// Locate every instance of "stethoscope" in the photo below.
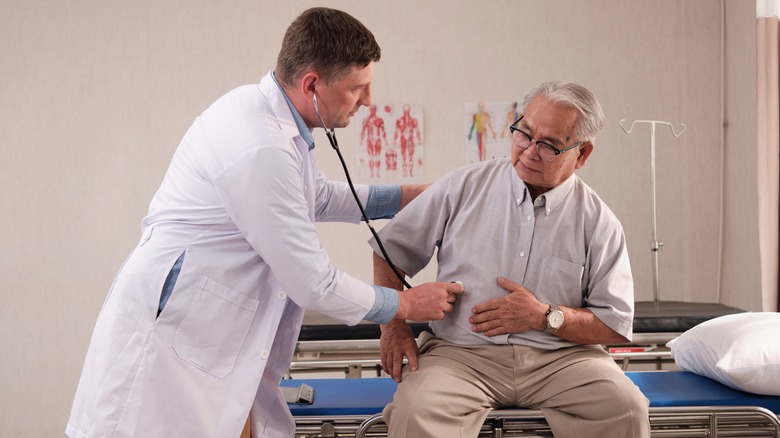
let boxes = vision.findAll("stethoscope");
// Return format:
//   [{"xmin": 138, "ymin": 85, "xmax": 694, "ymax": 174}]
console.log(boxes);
[{"xmin": 312, "ymin": 93, "xmax": 413, "ymax": 289}]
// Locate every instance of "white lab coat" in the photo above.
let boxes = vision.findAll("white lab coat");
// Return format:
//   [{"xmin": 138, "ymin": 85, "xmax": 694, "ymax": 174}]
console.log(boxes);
[{"xmin": 67, "ymin": 72, "xmax": 377, "ymax": 438}]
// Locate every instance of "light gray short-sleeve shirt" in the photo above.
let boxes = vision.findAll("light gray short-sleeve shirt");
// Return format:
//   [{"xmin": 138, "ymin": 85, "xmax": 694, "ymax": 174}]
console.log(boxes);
[{"xmin": 370, "ymin": 159, "xmax": 634, "ymax": 349}]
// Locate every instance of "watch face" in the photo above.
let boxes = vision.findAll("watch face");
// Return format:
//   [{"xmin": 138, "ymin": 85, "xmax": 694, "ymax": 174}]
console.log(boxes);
[{"xmin": 548, "ymin": 310, "xmax": 564, "ymax": 329}]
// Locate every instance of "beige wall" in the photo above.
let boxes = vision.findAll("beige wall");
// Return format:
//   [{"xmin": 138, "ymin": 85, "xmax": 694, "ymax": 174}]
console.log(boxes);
[
  {"xmin": 0, "ymin": 0, "xmax": 759, "ymax": 435},
  {"xmin": 722, "ymin": 1, "xmax": 760, "ymax": 308}
]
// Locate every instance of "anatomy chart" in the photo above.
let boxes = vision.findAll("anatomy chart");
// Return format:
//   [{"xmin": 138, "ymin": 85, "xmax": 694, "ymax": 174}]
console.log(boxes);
[
  {"xmin": 355, "ymin": 103, "xmax": 424, "ymax": 183},
  {"xmin": 464, "ymin": 101, "xmax": 520, "ymax": 163}
]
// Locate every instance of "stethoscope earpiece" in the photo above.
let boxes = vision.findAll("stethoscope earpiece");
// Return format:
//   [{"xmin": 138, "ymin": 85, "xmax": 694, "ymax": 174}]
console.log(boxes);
[{"xmin": 312, "ymin": 92, "xmax": 332, "ymax": 135}]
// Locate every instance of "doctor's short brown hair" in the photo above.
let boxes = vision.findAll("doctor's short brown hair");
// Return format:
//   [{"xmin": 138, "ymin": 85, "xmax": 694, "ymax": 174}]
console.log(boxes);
[{"xmin": 275, "ymin": 7, "xmax": 381, "ymax": 87}]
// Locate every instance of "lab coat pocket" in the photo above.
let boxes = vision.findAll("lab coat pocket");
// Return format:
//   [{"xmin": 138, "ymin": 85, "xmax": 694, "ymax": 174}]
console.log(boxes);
[
  {"xmin": 540, "ymin": 256, "xmax": 584, "ymax": 306},
  {"xmin": 173, "ymin": 276, "xmax": 259, "ymax": 378}
]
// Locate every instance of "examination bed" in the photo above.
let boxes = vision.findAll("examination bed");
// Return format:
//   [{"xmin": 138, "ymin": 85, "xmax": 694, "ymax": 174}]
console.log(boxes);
[{"xmin": 281, "ymin": 371, "xmax": 780, "ymax": 437}]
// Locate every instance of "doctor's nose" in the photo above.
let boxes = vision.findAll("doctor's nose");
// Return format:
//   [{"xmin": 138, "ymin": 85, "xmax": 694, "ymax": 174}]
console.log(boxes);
[{"xmin": 359, "ymin": 86, "xmax": 372, "ymax": 107}]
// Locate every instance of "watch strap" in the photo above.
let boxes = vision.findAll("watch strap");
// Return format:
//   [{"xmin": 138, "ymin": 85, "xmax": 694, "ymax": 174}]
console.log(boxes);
[{"xmin": 544, "ymin": 304, "xmax": 563, "ymax": 334}]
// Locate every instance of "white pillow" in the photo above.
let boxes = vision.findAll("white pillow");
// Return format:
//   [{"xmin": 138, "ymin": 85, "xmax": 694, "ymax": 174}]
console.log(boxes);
[{"xmin": 666, "ymin": 312, "xmax": 780, "ymax": 396}]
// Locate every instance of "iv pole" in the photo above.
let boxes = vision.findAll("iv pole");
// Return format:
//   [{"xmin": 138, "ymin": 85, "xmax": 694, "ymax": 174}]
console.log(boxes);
[{"xmin": 619, "ymin": 119, "xmax": 686, "ymax": 304}]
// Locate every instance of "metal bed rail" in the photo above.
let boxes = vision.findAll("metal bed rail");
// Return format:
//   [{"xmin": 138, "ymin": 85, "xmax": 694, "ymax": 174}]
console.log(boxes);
[
  {"xmin": 290, "ymin": 406, "xmax": 780, "ymax": 437},
  {"xmin": 293, "ymin": 333, "xmax": 683, "ymax": 354},
  {"xmin": 289, "ymin": 333, "xmax": 681, "ymax": 375},
  {"xmin": 289, "ymin": 351, "xmax": 673, "ymax": 374}
]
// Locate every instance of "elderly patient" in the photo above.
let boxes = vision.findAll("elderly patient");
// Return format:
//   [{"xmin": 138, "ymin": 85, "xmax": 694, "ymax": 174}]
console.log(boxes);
[{"xmin": 370, "ymin": 81, "xmax": 650, "ymax": 438}]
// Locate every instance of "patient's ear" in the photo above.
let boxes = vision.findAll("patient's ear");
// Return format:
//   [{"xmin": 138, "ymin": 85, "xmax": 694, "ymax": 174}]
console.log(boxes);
[{"xmin": 575, "ymin": 142, "xmax": 594, "ymax": 169}]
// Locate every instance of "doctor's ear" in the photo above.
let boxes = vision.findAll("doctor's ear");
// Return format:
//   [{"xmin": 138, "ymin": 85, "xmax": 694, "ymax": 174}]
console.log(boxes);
[{"xmin": 300, "ymin": 73, "xmax": 319, "ymax": 99}]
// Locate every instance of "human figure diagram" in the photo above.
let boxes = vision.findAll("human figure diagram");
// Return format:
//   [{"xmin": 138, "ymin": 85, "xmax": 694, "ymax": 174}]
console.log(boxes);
[
  {"xmin": 500, "ymin": 102, "xmax": 521, "ymax": 139},
  {"xmin": 467, "ymin": 102, "xmax": 496, "ymax": 161},
  {"xmin": 360, "ymin": 104, "xmax": 387, "ymax": 178},
  {"xmin": 393, "ymin": 104, "xmax": 421, "ymax": 177}
]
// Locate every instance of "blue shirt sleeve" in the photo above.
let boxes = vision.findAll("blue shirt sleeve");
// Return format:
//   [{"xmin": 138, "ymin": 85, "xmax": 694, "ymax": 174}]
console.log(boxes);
[
  {"xmin": 362, "ymin": 185, "xmax": 403, "ymax": 322},
  {"xmin": 363, "ymin": 285, "xmax": 400, "ymax": 324},
  {"xmin": 366, "ymin": 185, "xmax": 402, "ymax": 220}
]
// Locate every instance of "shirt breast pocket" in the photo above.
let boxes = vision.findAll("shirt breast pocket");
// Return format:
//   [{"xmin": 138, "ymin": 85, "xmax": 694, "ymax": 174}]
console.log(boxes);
[
  {"xmin": 173, "ymin": 276, "xmax": 259, "ymax": 378},
  {"xmin": 539, "ymin": 256, "xmax": 585, "ymax": 306}
]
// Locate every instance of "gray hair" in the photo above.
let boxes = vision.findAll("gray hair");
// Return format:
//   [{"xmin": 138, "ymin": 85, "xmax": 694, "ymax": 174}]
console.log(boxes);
[{"xmin": 521, "ymin": 81, "xmax": 605, "ymax": 142}]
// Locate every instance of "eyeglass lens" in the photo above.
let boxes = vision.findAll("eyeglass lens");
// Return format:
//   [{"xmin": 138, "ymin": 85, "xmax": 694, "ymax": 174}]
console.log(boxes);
[{"xmin": 511, "ymin": 130, "xmax": 558, "ymax": 162}]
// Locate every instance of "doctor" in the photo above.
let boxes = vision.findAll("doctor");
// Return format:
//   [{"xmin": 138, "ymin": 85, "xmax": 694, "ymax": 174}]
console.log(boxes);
[{"xmin": 67, "ymin": 7, "xmax": 463, "ymax": 438}]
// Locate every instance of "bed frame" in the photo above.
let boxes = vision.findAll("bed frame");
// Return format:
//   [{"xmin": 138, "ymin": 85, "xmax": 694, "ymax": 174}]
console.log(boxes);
[
  {"xmin": 283, "ymin": 302, "xmax": 765, "ymax": 436},
  {"xmin": 291, "ymin": 301, "xmax": 745, "ymax": 376},
  {"xmin": 281, "ymin": 371, "xmax": 780, "ymax": 437}
]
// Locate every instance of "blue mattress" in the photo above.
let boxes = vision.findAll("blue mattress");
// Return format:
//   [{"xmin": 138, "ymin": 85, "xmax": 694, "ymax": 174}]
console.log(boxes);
[{"xmin": 280, "ymin": 371, "xmax": 780, "ymax": 416}]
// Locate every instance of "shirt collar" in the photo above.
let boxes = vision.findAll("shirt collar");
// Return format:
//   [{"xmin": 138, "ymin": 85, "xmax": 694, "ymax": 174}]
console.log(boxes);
[
  {"xmin": 534, "ymin": 173, "xmax": 577, "ymax": 215},
  {"xmin": 509, "ymin": 161, "xmax": 529, "ymax": 206},
  {"xmin": 271, "ymin": 72, "xmax": 315, "ymax": 150}
]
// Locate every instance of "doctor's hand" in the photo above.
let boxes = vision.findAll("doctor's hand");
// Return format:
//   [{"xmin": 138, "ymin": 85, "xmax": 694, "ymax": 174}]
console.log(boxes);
[
  {"xmin": 395, "ymin": 281, "xmax": 463, "ymax": 322},
  {"xmin": 469, "ymin": 277, "xmax": 547, "ymax": 336},
  {"xmin": 380, "ymin": 319, "xmax": 419, "ymax": 382}
]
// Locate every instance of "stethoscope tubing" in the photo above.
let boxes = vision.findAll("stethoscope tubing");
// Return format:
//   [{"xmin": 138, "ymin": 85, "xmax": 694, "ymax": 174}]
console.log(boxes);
[{"xmin": 313, "ymin": 94, "xmax": 412, "ymax": 289}]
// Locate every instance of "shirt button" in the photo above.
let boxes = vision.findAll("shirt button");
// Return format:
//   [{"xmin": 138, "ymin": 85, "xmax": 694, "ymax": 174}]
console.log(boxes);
[
  {"xmin": 546, "ymin": 208, "xmax": 551, "ymax": 214},
  {"xmin": 527, "ymin": 215, "xmax": 533, "ymax": 221},
  {"xmin": 260, "ymin": 350, "xmax": 270, "ymax": 360},
  {"xmin": 520, "ymin": 251, "xmax": 526, "ymax": 257},
  {"xmin": 516, "ymin": 199, "xmax": 521, "ymax": 206},
  {"xmin": 278, "ymin": 291, "xmax": 287, "ymax": 300}
]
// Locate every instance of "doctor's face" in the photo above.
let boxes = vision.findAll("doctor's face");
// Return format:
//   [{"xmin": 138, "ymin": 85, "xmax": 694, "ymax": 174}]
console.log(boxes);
[{"xmin": 315, "ymin": 63, "xmax": 373, "ymax": 129}]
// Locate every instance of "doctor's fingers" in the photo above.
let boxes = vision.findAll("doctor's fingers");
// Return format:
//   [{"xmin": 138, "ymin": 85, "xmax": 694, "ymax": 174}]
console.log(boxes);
[
  {"xmin": 402, "ymin": 287, "xmax": 455, "ymax": 321},
  {"xmin": 441, "ymin": 281, "xmax": 465, "ymax": 296}
]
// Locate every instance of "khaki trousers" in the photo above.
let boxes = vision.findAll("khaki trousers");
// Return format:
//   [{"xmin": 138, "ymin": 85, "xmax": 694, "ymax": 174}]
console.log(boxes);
[{"xmin": 383, "ymin": 332, "xmax": 650, "ymax": 438}]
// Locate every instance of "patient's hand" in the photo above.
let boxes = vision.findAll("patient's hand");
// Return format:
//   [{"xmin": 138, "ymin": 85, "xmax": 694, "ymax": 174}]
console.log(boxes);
[
  {"xmin": 380, "ymin": 319, "xmax": 419, "ymax": 382},
  {"xmin": 469, "ymin": 277, "xmax": 547, "ymax": 336}
]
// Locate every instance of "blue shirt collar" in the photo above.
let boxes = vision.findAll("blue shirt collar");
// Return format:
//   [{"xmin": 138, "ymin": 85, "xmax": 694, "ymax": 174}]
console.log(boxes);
[{"xmin": 272, "ymin": 72, "xmax": 315, "ymax": 150}]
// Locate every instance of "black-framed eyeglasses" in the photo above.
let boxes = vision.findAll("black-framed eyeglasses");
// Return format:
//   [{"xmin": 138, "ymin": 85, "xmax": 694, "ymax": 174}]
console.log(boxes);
[{"xmin": 508, "ymin": 115, "xmax": 585, "ymax": 162}]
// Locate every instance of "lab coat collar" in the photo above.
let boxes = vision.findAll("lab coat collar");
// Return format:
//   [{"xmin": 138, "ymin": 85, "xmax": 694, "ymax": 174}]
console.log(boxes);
[{"xmin": 269, "ymin": 71, "xmax": 316, "ymax": 150}]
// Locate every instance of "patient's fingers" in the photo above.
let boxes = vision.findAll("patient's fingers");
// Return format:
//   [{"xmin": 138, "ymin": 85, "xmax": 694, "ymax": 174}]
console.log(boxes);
[
  {"xmin": 471, "ymin": 297, "xmax": 501, "ymax": 315},
  {"xmin": 381, "ymin": 349, "xmax": 391, "ymax": 377},
  {"xmin": 405, "ymin": 348, "xmax": 418, "ymax": 375},
  {"xmin": 391, "ymin": 351, "xmax": 404, "ymax": 382}
]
